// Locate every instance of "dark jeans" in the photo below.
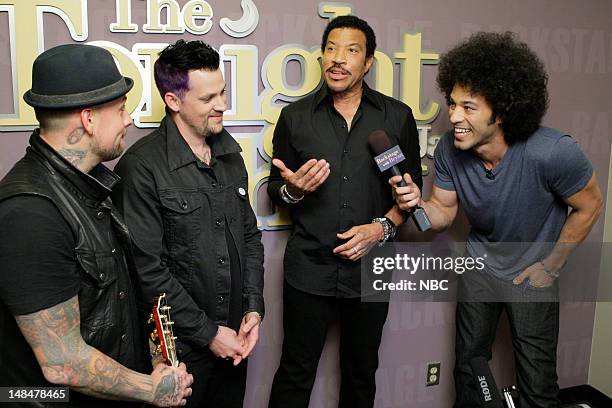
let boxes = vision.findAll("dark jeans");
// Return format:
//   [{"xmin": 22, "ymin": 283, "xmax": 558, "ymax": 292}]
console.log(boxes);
[
  {"xmin": 183, "ymin": 348, "xmax": 248, "ymax": 408},
  {"xmin": 269, "ymin": 282, "xmax": 390, "ymax": 408},
  {"xmin": 454, "ymin": 271, "xmax": 560, "ymax": 408}
]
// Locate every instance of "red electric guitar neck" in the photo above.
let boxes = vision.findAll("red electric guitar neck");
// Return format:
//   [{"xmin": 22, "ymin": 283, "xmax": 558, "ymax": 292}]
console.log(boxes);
[{"xmin": 149, "ymin": 293, "xmax": 178, "ymax": 367}]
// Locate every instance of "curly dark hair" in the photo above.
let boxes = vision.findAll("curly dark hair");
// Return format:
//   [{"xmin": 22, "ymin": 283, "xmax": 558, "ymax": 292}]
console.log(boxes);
[
  {"xmin": 437, "ymin": 31, "xmax": 549, "ymax": 143},
  {"xmin": 321, "ymin": 15, "xmax": 376, "ymax": 58},
  {"xmin": 154, "ymin": 40, "xmax": 219, "ymax": 100}
]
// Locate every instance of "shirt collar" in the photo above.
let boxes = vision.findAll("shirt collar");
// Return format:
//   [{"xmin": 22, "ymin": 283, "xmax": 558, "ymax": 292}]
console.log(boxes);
[
  {"xmin": 362, "ymin": 83, "xmax": 384, "ymax": 111},
  {"xmin": 313, "ymin": 82, "xmax": 384, "ymax": 111},
  {"xmin": 161, "ymin": 116, "xmax": 243, "ymax": 172},
  {"xmin": 30, "ymin": 131, "xmax": 119, "ymax": 202}
]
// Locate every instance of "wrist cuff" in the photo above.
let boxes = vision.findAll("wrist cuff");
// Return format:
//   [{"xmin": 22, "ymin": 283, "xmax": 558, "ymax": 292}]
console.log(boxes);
[{"xmin": 280, "ymin": 184, "xmax": 303, "ymax": 204}]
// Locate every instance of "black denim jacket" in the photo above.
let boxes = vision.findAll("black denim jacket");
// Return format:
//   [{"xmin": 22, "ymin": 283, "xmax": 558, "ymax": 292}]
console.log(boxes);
[{"xmin": 113, "ymin": 116, "xmax": 264, "ymax": 355}]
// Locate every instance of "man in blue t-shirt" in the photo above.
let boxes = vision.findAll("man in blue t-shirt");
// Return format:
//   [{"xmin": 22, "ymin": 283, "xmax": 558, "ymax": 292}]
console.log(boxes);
[{"xmin": 391, "ymin": 32, "xmax": 603, "ymax": 407}]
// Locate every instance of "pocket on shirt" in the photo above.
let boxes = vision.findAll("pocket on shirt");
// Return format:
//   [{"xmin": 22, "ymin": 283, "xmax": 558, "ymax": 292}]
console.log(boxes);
[
  {"xmin": 158, "ymin": 190, "xmax": 202, "ymax": 279},
  {"xmin": 75, "ymin": 250, "xmax": 121, "ymax": 343},
  {"xmin": 159, "ymin": 189, "xmax": 202, "ymax": 215},
  {"xmin": 159, "ymin": 189, "xmax": 202, "ymax": 244}
]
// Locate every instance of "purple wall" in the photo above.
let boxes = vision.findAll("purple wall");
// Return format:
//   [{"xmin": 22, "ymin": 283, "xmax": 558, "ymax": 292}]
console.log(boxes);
[{"xmin": 1, "ymin": 1, "xmax": 610, "ymax": 406}]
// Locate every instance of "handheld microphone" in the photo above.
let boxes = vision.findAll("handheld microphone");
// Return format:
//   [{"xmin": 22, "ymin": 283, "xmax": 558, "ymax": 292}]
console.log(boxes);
[
  {"xmin": 469, "ymin": 356, "xmax": 504, "ymax": 408},
  {"xmin": 367, "ymin": 130, "xmax": 432, "ymax": 232}
]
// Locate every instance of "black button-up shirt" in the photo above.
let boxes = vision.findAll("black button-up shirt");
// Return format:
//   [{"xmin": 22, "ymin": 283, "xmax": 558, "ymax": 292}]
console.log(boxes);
[
  {"xmin": 113, "ymin": 116, "xmax": 264, "ymax": 356},
  {"xmin": 268, "ymin": 84, "xmax": 423, "ymax": 297}
]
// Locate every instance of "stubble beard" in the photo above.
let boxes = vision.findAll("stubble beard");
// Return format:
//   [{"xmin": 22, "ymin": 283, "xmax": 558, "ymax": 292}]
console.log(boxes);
[
  {"xmin": 93, "ymin": 133, "xmax": 125, "ymax": 162},
  {"xmin": 198, "ymin": 121, "xmax": 224, "ymax": 139}
]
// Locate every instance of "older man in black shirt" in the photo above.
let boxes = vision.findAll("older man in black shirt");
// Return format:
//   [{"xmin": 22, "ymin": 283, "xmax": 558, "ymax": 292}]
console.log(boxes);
[{"xmin": 267, "ymin": 15, "xmax": 422, "ymax": 408}]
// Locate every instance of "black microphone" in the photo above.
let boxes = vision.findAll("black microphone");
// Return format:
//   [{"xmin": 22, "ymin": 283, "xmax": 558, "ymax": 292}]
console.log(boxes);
[
  {"xmin": 485, "ymin": 168, "xmax": 495, "ymax": 180},
  {"xmin": 367, "ymin": 130, "xmax": 432, "ymax": 232},
  {"xmin": 469, "ymin": 357, "xmax": 504, "ymax": 408}
]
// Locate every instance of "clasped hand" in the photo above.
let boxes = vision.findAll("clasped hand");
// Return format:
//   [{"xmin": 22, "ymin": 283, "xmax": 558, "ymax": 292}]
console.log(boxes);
[{"xmin": 208, "ymin": 312, "xmax": 261, "ymax": 365}]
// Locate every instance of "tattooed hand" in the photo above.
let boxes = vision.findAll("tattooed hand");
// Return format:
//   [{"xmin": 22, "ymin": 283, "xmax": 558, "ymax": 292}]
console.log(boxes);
[
  {"xmin": 16, "ymin": 296, "xmax": 193, "ymax": 405},
  {"xmin": 150, "ymin": 362, "xmax": 193, "ymax": 407}
]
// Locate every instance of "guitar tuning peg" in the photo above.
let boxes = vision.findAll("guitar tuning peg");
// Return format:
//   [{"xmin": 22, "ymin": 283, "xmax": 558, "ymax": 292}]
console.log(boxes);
[
  {"xmin": 161, "ymin": 306, "xmax": 171, "ymax": 311},
  {"xmin": 171, "ymin": 336, "xmax": 177, "ymax": 340},
  {"xmin": 167, "ymin": 321, "xmax": 174, "ymax": 325},
  {"xmin": 147, "ymin": 315, "xmax": 154, "ymax": 324}
]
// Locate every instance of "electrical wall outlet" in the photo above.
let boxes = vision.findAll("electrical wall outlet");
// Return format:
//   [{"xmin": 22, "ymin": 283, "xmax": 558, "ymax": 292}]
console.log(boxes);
[{"xmin": 426, "ymin": 362, "xmax": 441, "ymax": 386}]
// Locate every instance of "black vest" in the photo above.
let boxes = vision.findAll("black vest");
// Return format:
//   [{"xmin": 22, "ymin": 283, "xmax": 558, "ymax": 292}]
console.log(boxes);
[{"xmin": 0, "ymin": 132, "xmax": 148, "ymax": 407}]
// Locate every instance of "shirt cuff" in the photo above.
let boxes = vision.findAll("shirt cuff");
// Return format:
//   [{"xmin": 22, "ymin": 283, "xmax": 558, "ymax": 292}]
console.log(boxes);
[{"xmin": 242, "ymin": 293, "xmax": 265, "ymax": 321}]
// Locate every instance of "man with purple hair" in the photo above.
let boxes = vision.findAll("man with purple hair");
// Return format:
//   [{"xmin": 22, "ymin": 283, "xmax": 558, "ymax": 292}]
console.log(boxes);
[{"xmin": 112, "ymin": 40, "xmax": 264, "ymax": 408}]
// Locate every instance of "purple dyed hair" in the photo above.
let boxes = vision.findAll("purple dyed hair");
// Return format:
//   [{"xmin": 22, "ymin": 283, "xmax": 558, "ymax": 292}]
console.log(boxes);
[{"xmin": 154, "ymin": 40, "xmax": 220, "ymax": 101}]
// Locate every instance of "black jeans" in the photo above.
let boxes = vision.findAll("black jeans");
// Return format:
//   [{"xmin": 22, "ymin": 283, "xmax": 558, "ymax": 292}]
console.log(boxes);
[
  {"xmin": 268, "ymin": 282, "xmax": 389, "ymax": 408},
  {"xmin": 183, "ymin": 348, "xmax": 248, "ymax": 408},
  {"xmin": 454, "ymin": 271, "xmax": 560, "ymax": 408}
]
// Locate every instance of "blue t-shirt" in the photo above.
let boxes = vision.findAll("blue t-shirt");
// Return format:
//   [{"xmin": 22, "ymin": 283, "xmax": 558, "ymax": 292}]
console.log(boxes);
[{"xmin": 434, "ymin": 127, "xmax": 593, "ymax": 279}]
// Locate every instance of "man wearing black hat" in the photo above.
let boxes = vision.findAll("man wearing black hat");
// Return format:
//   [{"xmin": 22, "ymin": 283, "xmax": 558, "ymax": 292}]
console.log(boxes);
[{"xmin": 0, "ymin": 43, "xmax": 193, "ymax": 407}]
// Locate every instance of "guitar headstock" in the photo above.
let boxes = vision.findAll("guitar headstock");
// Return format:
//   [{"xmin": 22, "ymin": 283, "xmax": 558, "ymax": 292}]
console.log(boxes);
[{"xmin": 148, "ymin": 293, "xmax": 178, "ymax": 367}]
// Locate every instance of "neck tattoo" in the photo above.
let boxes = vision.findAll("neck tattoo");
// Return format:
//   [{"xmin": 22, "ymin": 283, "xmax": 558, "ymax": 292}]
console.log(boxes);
[
  {"xmin": 66, "ymin": 128, "xmax": 85, "ymax": 145},
  {"xmin": 57, "ymin": 148, "xmax": 87, "ymax": 167}
]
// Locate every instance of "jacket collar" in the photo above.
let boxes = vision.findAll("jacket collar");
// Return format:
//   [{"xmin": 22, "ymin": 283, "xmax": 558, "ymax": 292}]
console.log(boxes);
[
  {"xmin": 30, "ymin": 130, "xmax": 119, "ymax": 202},
  {"xmin": 313, "ymin": 82, "xmax": 383, "ymax": 111},
  {"xmin": 160, "ymin": 115, "xmax": 242, "ymax": 172}
]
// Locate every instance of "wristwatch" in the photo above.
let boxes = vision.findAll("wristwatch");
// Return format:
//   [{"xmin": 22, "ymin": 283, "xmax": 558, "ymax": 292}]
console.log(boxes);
[{"xmin": 372, "ymin": 217, "xmax": 397, "ymax": 244}]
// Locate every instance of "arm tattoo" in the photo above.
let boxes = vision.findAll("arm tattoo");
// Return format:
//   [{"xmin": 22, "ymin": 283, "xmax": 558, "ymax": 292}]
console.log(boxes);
[
  {"xmin": 16, "ymin": 296, "xmax": 157, "ymax": 403},
  {"xmin": 57, "ymin": 149, "xmax": 87, "ymax": 167}
]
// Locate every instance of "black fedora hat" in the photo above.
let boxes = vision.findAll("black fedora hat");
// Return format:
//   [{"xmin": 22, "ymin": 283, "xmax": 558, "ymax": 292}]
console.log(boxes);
[{"xmin": 23, "ymin": 43, "xmax": 134, "ymax": 109}]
